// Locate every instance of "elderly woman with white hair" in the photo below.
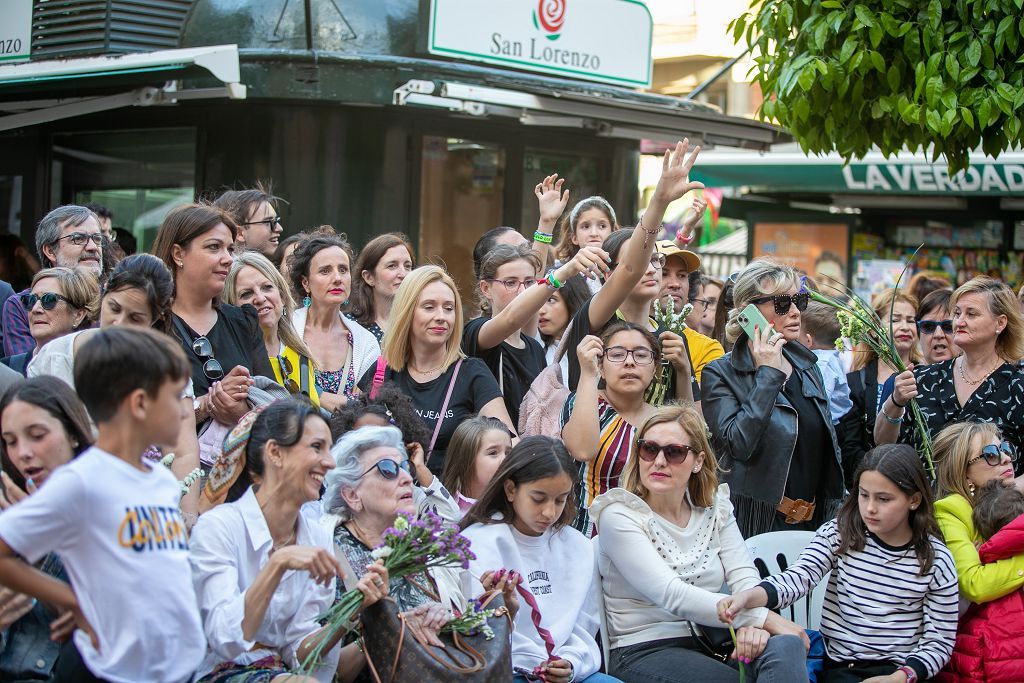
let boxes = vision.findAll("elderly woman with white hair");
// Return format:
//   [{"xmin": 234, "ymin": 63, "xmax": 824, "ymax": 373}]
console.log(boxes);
[
  {"xmin": 701, "ymin": 258, "xmax": 844, "ymax": 538},
  {"xmin": 323, "ymin": 425, "xmax": 463, "ymax": 644}
]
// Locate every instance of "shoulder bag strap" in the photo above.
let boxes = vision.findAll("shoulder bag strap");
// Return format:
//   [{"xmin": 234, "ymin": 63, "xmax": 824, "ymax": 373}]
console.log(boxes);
[
  {"xmin": 171, "ymin": 314, "xmax": 195, "ymax": 348},
  {"xmin": 369, "ymin": 356, "xmax": 388, "ymax": 400},
  {"xmin": 427, "ymin": 359, "xmax": 463, "ymax": 458},
  {"xmin": 299, "ymin": 354, "xmax": 310, "ymax": 397}
]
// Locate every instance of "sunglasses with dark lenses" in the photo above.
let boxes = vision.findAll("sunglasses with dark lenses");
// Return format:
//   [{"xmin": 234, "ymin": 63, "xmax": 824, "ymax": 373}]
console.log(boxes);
[
  {"xmin": 276, "ymin": 355, "xmax": 301, "ymax": 394},
  {"xmin": 917, "ymin": 319, "xmax": 954, "ymax": 335},
  {"xmin": 21, "ymin": 292, "xmax": 72, "ymax": 311},
  {"xmin": 968, "ymin": 441, "xmax": 1018, "ymax": 467},
  {"xmin": 636, "ymin": 439, "xmax": 700, "ymax": 464},
  {"xmin": 359, "ymin": 458, "xmax": 411, "ymax": 480},
  {"xmin": 192, "ymin": 336, "xmax": 225, "ymax": 381},
  {"xmin": 750, "ymin": 291, "xmax": 810, "ymax": 316}
]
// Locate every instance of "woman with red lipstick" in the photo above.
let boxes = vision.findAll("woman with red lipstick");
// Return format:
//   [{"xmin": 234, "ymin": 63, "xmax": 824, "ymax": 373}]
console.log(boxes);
[
  {"xmin": 153, "ymin": 204, "xmax": 275, "ymax": 426},
  {"xmin": 842, "ymin": 290, "xmax": 921, "ymax": 479},
  {"xmin": 702, "ymin": 259, "xmax": 845, "ymax": 538},
  {"xmin": 876, "ymin": 277, "xmax": 1024, "ymax": 464},
  {"xmin": 289, "ymin": 230, "xmax": 381, "ymax": 412},
  {"xmin": 358, "ymin": 265, "xmax": 515, "ymax": 475},
  {"xmin": 591, "ymin": 404, "xmax": 809, "ymax": 683}
]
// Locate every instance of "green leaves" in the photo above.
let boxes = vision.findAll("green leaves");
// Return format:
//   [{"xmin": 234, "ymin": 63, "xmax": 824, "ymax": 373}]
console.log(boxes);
[{"xmin": 740, "ymin": 0, "xmax": 1024, "ymax": 172}]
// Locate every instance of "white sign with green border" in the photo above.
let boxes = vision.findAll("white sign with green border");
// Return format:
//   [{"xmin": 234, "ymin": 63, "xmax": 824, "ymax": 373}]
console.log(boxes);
[
  {"xmin": 0, "ymin": 0, "xmax": 31, "ymax": 63},
  {"xmin": 428, "ymin": 0, "xmax": 653, "ymax": 87}
]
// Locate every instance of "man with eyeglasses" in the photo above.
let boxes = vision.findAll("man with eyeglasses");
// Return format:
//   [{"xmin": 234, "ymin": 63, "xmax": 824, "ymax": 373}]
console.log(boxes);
[
  {"xmin": 1, "ymin": 205, "xmax": 104, "ymax": 356},
  {"xmin": 214, "ymin": 184, "xmax": 284, "ymax": 258}
]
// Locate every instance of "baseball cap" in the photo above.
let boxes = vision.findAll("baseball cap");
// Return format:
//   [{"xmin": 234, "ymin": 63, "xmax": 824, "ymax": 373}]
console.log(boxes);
[{"xmin": 655, "ymin": 240, "xmax": 701, "ymax": 273}]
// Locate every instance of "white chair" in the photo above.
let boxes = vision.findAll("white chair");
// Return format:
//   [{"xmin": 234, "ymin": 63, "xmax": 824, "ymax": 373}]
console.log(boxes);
[
  {"xmin": 744, "ymin": 530, "xmax": 830, "ymax": 630},
  {"xmin": 590, "ymin": 535, "xmax": 612, "ymax": 670}
]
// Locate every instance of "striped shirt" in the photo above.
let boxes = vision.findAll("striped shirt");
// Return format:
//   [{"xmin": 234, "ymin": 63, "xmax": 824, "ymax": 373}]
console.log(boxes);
[
  {"xmin": 760, "ymin": 519, "xmax": 959, "ymax": 679},
  {"xmin": 561, "ymin": 394, "xmax": 637, "ymax": 535}
]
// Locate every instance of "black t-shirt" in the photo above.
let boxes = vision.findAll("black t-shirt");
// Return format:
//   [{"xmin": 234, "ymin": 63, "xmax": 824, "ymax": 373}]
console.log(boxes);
[
  {"xmin": 563, "ymin": 298, "xmax": 694, "ymax": 404},
  {"xmin": 461, "ymin": 316, "xmax": 545, "ymax": 427},
  {"xmin": 357, "ymin": 357, "xmax": 503, "ymax": 474},
  {"xmin": 781, "ymin": 370, "xmax": 829, "ymax": 502},
  {"xmin": 171, "ymin": 304, "xmax": 274, "ymax": 397}
]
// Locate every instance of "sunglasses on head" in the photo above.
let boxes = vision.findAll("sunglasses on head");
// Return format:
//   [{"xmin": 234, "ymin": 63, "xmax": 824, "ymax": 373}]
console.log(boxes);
[
  {"xmin": 750, "ymin": 291, "xmax": 810, "ymax": 316},
  {"xmin": 359, "ymin": 458, "xmax": 411, "ymax": 480},
  {"xmin": 636, "ymin": 439, "xmax": 700, "ymax": 464},
  {"xmin": 968, "ymin": 440, "xmax": 1018, "ymax": 467},
  {"xmin": 192, "ymin": 335, "xmax": 225, "ymax": 381},
  {"xmin": 21, "ymin": 292, "xmax": 72, "ymax": 311},
  {"xmin": 917, "ymin": 319, "xmax": 953, "ymax": 335}
]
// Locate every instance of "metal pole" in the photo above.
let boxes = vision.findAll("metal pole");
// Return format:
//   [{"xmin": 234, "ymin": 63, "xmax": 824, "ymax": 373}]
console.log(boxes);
[{"xmin": 685, "ymin": 46, "xmax": 752, "ymax": 100}]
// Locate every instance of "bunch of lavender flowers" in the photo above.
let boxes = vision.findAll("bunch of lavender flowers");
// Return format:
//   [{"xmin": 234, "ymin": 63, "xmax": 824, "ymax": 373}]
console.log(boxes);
[
  {"xmin": 298, "ymin": 511, "xmax": 477, "ymax": 674},
  {"xmin": 653, "ymin": 296, "xmax": 693, "ymax": 337}
]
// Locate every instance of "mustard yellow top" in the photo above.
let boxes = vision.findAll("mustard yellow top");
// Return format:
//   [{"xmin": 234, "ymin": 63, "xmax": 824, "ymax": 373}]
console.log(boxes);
[
  {"xmin": 935, "ymin": 492, "xmax": 1024, "ymax": 603},
  {"xmin": 270, "ymin": 345, "xmax": 320, "ymax": 408}
]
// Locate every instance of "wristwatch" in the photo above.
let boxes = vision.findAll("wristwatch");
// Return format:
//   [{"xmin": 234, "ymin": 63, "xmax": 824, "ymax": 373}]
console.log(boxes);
[{"xmin": 896, "ymin": 665, "xmax": 918, "ymax": 683}]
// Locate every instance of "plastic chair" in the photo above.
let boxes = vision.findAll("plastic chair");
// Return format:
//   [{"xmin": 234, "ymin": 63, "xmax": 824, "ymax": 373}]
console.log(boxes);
[
  {"xmin": 591, "ymin": 535, "xmax": 612, "ymax": 670},
  {"xmin": 744, "ymin": 530, "xmax": 830, "ymax": 630}
]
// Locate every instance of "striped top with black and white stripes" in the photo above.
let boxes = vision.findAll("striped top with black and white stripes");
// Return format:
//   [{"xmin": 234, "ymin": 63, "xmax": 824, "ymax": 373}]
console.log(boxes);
[{"xmin": 759, "ymin": 518, "xmax": 959, "ymax": 680}]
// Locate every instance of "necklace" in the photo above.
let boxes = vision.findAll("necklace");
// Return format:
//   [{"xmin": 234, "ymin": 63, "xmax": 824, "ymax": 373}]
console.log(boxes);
[
  {"xmin": 959, "ymin": 355, "xmax": 1003, "ymax": 386},
  {"xmin": 410, "ymin": 361, "xmax": 445, "ymax": 375},
  {"xmin": 269, "ymin": 529, "xmax": 297, "ymax": 555}
]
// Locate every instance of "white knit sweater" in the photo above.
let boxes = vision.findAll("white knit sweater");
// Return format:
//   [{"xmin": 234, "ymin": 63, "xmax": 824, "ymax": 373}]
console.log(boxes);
[{"xmin": 589, "ymin": 484, "xmax": 768, "ymax": 650}]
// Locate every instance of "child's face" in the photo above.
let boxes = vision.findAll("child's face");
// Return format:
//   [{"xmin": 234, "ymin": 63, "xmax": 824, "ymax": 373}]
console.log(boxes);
[
  {"xmin": 146, "ymin": 378, "xmax": 190, "ymax": 450},
  {"xmin": 504, "ymin": 471, "xmax": 573, "ymax": 537},
  {"xmin": 858, "ymin": 469, "xmax": 922, "ymax": 545},
  {"xmin": 470, "ymin": 429, "xmax": 511, "ymax": 498}
]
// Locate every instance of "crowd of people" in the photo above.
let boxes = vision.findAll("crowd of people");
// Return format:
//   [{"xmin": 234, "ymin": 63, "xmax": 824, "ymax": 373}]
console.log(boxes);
[{"xmin": 1, "ymin": 139, "xmax": 1024, "ymax": 683}]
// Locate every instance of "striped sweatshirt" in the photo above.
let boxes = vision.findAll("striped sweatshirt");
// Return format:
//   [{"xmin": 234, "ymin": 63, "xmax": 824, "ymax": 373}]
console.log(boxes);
[{"xmin": 759, "ymin": 519, "xmax": 959, "ymax": 680}]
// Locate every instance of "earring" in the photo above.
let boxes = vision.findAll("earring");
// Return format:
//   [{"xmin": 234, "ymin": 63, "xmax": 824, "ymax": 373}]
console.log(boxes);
[
  {"xmin": 175, "ymin": 261, "xmax": 183, "ymax": 268},
  {"xmin": 967, "ymin": 481, "xmax": 976, "ymax": 496},
  {"xmin": 693, "ymin": 467, "xmax": 701, "ymax": 474},
  {"xmin": 302, "ymin": 295, "xmax": 311, "ymax": 307}
]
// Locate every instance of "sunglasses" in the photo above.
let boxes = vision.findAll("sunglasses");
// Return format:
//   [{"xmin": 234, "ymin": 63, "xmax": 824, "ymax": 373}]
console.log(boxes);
[
  {"xmin": 192, "ymin": 336, "xmax": 225, "ymax": 381},
  {"xmin": 359, "ymin": 458, "xmax": 411, "ymax": 480},
  {"xmin": 603, "ymin": 346, "xmax": 655, "ymax": 365},
  {"xmin": 750, "ymin": 291, "xmax": 810, "ymax": 316},
  {"xmin": 967, "ymin": 440, "xmax": 1018, "ymax": 467},
  {"xmin": 21, "ymin": 292, "xmax": 73, "ymax": 311},
  {"xmin": 636, "ymin": 439, "xmax": 700, "ymax": 464},
  {"xmin": 917, "ymin": 319, "xmax": 953, "ymax": 335},
  {"xmin": 275, "ymin": 355, "xmax": 301, "ymax": 394},
  {"xmin": 243, "ymin": 216, "xmax": 282, "ymax": 229}
]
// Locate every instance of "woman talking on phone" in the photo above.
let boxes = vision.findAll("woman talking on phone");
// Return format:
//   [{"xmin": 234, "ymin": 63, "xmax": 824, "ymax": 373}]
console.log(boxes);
[{"xmin": 701, "ymin": 259, "xmax": 844, "ymax": 538}]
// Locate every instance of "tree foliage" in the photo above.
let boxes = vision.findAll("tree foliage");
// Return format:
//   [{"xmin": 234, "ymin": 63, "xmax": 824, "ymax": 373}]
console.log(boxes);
[{"xmin": 732, "ymin": 0, "xmax": 1024, "ymax": 171}]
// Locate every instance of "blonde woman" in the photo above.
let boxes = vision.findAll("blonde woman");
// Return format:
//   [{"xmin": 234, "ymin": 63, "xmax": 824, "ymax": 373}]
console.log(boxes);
[
  {"xmin": 224, "ymin": 251, "xmax": 321, "ymax": 408},
  {"xmin": 357, "ymin": 265, "xmax": 515, "ymax": 475},
  {"xmin": 591, "ymin": 404, "xmax": 808, "ymax": 683},
  {"xmin": 701, "ymin": 258, "xmax": 844, "ymax": 538},
  {"xmin": 876, "ymin": 276, "xmax": 1024, "ymax": 457}
]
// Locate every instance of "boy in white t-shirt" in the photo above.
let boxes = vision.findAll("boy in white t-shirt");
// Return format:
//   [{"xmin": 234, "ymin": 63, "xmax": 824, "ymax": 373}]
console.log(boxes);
[{"xmin": 0, "ymin": 327, "xmax": 206, "ymax": 683}]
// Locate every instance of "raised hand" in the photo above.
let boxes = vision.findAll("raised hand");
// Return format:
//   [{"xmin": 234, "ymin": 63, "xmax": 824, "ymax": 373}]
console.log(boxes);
[
  {"xmin": 677, "ymin": 197, "xmax": 707, "ymax": 244},
  {"xmin": 652, "ymin": 139, "xmax": 704, "ymax": 205},
  {"xmin": 535, "ymin": 174, "xmax": 570, "ymax": 226}
]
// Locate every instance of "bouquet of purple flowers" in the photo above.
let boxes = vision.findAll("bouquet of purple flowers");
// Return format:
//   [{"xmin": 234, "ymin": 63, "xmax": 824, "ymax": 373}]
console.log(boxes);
[{"xmin": 298, "ymin": 511, "xmax": 475, "ymax": 674}]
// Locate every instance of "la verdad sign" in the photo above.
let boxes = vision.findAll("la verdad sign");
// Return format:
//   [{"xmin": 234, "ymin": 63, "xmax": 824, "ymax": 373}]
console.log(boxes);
[
  {"xmin": 428, "ymin": 0, "xmax": 653, "ymax": 87},
  {"xmin": 842, "ymin": 163, "xmax": 1024, "ymax": 194}
]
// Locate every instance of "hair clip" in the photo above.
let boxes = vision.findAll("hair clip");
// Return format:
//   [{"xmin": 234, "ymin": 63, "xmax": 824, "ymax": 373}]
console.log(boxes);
[{"xmin": 383, "ymin": 402, "xmax": 396, "ymax": 425}]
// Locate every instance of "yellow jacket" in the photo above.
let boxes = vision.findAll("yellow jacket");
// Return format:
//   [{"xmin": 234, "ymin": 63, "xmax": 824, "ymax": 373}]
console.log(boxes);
[
  {"xmin": 935, "ymin": 492, "xmax": 1024, "ymax": 603},
  {"xmin": 270, "ymin": 346, "xmax": 320, "ymax": 408}
]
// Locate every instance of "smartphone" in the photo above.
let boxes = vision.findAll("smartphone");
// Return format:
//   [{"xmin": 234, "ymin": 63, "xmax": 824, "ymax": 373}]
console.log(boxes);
[{"xmin": 737, "ymin": 303, "xmax": 773, "ymax": 340}]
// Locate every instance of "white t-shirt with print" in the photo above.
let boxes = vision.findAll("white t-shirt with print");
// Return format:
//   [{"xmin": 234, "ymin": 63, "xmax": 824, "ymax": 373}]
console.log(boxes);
[{"xmin": 0, "ymin": 447, "xmax": 205, "ymax": 683}]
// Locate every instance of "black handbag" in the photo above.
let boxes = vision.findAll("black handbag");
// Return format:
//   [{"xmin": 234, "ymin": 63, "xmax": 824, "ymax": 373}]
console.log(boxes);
[{"xmin": 686, "ymin": 620, "xmax": 735, "ymax": 663}]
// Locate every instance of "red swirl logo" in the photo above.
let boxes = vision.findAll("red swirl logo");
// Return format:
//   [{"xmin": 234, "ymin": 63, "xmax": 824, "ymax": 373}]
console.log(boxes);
[{"xmin": 534, "ymin": 0, "xmax": 566, "ymax": 38}]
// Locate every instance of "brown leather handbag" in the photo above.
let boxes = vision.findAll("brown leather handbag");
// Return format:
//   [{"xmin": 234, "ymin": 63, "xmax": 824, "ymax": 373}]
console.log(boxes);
[{"xmin": 359, "ymin": 589, "xmax": 513, "ymax": 683}]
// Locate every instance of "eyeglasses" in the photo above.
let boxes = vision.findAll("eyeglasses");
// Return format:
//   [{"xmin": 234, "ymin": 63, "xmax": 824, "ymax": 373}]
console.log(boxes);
[
  {"xmin": 275, "ymin": 355, "xmax": 301, "ymax": 394},
  {"xmin": 243, "ymin": 216, "xmax": 282, "ymax": 229},
  {"xmin": 603, "ymin": 346, "xmax": 655, "ymax": 365},
  {"xmin": 192, "ymin": 336, "xmax": 225, "ymax": 381},
  {"xmin": 917, "ymin": 319, "xmax": 953, "ymax": 335},
  {"xmin": 55, "ymin": 232, "xmax": 103, "ymax": 247},
  {"xmin": 650, "ymin": 253, "xmax": 667, "ymax": 269},
  {"xmin": 636, "ymin": 439, "xmax": 700, "ymax": 464},
  {"xmin": 750, "ymin": 292, "xmax": 810, "ymax": 316},
  {"xmin": 967, "ymin": 441, "xmax": 1018, "ymax": 467},
  {"xmin": 21, "ymin": 292, "xmax": 73, "ymax": 311},
  {"xmin": 486, "ymin": 278, "xmax": 535, "ymax": 292},
  {"xmin": 359, "ymin": 458, "xmax": 411, "ymax": 480},
  {"xmin": 690, "ymin": 298, "xmax": 711, "ymax": 311}
]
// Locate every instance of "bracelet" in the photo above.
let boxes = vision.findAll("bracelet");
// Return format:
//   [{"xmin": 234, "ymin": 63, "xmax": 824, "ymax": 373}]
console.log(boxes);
[
  {"xmin": 538, "ymin": 272, "xmax": 563, "ymax": 290},
  {"xmin": 883, "ymin": 411, "xmax": 904, "ymax": 425},
  {"xmin": 637, "ymin": 212, "xmax": 661, "ymax": 248},
  {"xmin": 676, "ymin": 231, "xmax": 695, "ymax": 245},
  {"xmin": 891, "ymin": 395, "xmax": 907, "ymax": 409},
  {"xmin": 896, "ymin": 665, "xmax": 918, "ymax": 683},
  {"xmin": 533, "ymin": 230, "xmax": 553, "ymax": 244}
]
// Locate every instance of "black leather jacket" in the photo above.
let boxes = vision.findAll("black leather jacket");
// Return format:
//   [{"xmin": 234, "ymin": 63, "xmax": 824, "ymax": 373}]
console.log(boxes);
[{"xmin": 701, "ymin": 337, "xmax": 845, "ymax": 507}]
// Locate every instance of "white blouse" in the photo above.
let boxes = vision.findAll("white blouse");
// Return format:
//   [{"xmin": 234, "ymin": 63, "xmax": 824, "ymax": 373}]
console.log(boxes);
[{"xmin": 189, "ymin": 488, "xmax": 340, "ymax": 682}]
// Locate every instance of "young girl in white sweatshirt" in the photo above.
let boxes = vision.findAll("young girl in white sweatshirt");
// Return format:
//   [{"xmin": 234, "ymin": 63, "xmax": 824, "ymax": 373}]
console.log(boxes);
[{"xmin": 460, "ymin": 435, "xmax": 621, "ymax": 683}]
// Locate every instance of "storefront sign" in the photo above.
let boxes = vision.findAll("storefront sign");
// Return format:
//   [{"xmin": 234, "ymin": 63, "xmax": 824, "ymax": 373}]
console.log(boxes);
[
  {"xmin": 0, "ymin": 0, "xmax": 31, "ymax": 63},
  {"xmin": 841, "ymin": 163, "xmax": 1024, "ymax": 194},
  {"xmin": 428, "ymin": 0, "xmax": 653, "ymax": 87}
]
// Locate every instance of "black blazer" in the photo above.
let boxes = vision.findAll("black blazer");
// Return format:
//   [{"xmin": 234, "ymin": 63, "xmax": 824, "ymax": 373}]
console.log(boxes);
[{"xmin": 840, "ymin": 358, "xmax": 879, "ymax": 489}]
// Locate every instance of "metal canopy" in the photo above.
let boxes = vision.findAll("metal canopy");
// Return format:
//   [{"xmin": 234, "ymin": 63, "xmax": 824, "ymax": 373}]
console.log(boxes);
[
  {"xmin": 0, "ymin": 45, "xmax": 246, "ymax": 132},
  {"xmin": 393, "ymin": 79, "xmax": 784, "ymax": 151}
]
